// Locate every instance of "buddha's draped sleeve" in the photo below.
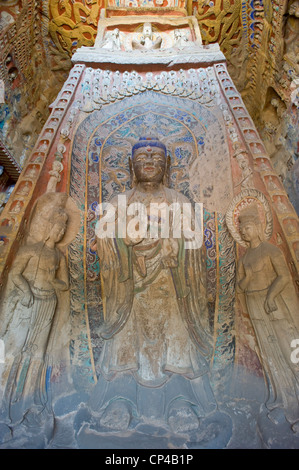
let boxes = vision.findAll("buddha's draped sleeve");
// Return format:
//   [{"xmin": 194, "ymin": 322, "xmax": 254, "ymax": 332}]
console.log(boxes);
[
  {"xmin": 165, "ymin": 188, "xmax": 213, "ymax": 359},
  {"xmin": 177, "ymin": 237, "xmax": 213, "ymax": 359}
]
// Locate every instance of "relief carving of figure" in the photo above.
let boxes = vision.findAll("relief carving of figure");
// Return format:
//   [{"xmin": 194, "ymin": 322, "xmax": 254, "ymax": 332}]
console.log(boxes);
[
  {"xmin": 0, "ymin": 201, "xmax": 70, "ymax": 426},
  {"xmin": 46, "ymin": 160, "xmax": 64, "ymax": 193},
  {"xmin": 235, "ymin": 204, "xmax": 299, "ymax": 430},
  {"xmin": 90, "ymin": 137, "xmax": 217, "ymax": 432},
  {"xmin": 173, "ymin": 29, "xmax": 190, "ymax": 49},
  {"xmin": 234, "ymin": 150, "xmax": 254, "ymax": 189},
  {"xmin": 16, "ymin": 181, "xmax": 31, "ymax": 197},
  {"xmin": 9, "ymin": 201, "xmax": 22, "ymax": 214},
  {"xmin": 132, "ymin": 23, "xmax": 162, "ymax": 51},
  {"xmin": 101, "ymin": 28, "xmax": 121, "ymax": 51}
]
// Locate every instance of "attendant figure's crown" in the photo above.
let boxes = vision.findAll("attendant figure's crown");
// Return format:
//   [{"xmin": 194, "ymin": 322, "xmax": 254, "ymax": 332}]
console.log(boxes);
[{"xmin": 238, "ymin": 204, "xmax": 260, "ymax": 227}]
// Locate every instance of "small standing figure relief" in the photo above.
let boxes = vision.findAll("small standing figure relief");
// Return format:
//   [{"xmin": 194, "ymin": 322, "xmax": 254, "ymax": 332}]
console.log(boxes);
[
  {"xmin": 46, "ymin": 161, "xmax": 64, "ymax": 193},
  {"xmin": 239, "ymin": 160, "xmax": 254, "ymax": 189},
  {"xmin": 234, "ymin": 151, "xmax": 254, "ymax": 189}
]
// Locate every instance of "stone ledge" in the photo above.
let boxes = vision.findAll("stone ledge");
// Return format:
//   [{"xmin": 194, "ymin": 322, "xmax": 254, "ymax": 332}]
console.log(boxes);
[{"xmin": 72, "ymin": 45, "xmax": 225, "ymax": 66}]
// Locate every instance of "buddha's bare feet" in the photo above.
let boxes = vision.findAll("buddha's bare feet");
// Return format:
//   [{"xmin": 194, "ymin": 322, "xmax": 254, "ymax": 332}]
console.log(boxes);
[
  {"xmin": 100, "ymin": 400, "xmax": 132, "ymax": 431},
  {"xmin": 168, "ymin": 400, "xmax": 199, "ymax": 433}
]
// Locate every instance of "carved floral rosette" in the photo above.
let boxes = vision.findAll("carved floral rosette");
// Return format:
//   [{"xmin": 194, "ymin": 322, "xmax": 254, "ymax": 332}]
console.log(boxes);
[{"xmin": 225, "ymin": 188, "xmax": 273, "ymax": 248}]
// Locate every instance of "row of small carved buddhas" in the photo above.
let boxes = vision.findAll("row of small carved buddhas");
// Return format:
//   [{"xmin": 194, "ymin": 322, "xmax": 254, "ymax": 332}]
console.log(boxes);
[{"xmin": 82, "ymin": 68, "xmax": 220, "ymax": 106}]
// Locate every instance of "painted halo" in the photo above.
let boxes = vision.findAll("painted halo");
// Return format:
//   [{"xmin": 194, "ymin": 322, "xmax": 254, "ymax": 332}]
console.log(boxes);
[{"xmin": 225, "ymin": 188, "xmax": 273, "ymax": 248}]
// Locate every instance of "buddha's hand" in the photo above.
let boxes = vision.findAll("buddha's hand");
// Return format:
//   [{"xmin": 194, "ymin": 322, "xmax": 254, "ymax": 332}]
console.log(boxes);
[
  {"xmin": 161, "ymin": 239, "xmax": 178, "ymax": 268},
  {"xmin": 264, "ymin": 293, "xmax": 277, "ymax": 314},
  {"xmin": 21, "ymin": 290, "xmax": 34, "ymax": 308}
]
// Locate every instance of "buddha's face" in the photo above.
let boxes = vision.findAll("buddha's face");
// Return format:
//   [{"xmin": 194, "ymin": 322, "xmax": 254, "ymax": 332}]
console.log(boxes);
[
  {"xmin": 49, "ymin": 220, "xmax": 67, "ymax": 243},
  {"xmin": 132, "ymin": 146, "xmax": 166, "ymax": 184},
  {"xmin": 239, "ymin": 221, "xmax": 259, "ymax": 243},
  {"xmin": 143, "ymin": 23, "xmax": 153, "ymax": 39}
]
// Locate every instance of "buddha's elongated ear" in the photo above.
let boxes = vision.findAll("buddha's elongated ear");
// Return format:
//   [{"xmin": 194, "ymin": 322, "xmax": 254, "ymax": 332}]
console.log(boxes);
[
  {"xmin": 129, "ymin": 157, "xmax": 137, "ymax": 188},
  {"xmin": 162, "ymin": 154, "xmax": 171, "ymax": 187},
  {"xmin": 257, "ymin": 221, "xmax": 265, "ymax": 242}
]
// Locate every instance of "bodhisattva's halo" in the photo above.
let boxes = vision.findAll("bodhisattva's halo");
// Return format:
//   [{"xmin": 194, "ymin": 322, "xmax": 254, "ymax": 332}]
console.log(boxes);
[{"xmin": 225, "ymin": 188, "xmax": 273, "ymax": 248}]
